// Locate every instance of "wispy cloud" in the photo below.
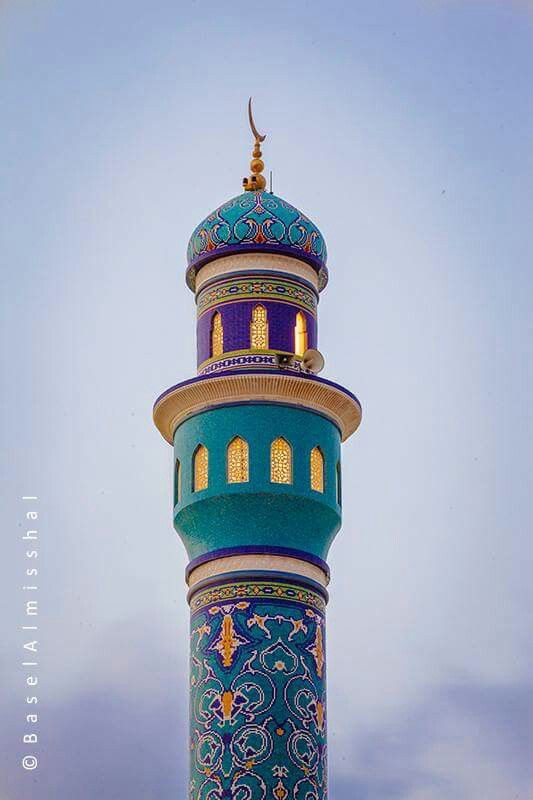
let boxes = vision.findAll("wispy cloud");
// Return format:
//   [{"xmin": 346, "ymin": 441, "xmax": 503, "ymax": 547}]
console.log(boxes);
[
  {"xmin": 0, "ymin": 620, "xmax": 188, "ymax": 800},
  {"xmin": 331, "ymin": 679, "xmax": 533, "ymax": 800}
]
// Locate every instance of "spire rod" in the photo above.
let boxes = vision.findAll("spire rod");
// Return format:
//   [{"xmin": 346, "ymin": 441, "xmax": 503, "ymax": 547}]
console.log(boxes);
[{"xmin": 243, "ymin": 97, "xmax": 267, "ymax": 192}]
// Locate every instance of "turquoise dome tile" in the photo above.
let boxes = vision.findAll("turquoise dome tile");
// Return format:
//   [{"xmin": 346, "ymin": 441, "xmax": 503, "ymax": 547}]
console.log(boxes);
[{"xmin": 186, "ymin": 191, "xmax": 328, "ymax": 290}]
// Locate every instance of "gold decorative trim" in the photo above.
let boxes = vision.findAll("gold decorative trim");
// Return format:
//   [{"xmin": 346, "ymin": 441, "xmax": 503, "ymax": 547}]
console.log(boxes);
[
  {"xmin": 187, "ymin": 554, "xmax": 329, "ymax": 588},
  {"xmin": 153, "ymin": 373, "xmax": 361, "ymax": 444},
  {"xmin": 194, "ymin": 253, "xmax": 320, "ymax": 293}
]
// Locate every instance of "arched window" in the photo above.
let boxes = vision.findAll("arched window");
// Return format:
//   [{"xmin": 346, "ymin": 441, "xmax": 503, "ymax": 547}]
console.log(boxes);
[
  {"xmin": 270, "ymin": 437, "xmax": 292, "ymax": 484},
  {"xmin": 294, "ymin": 311, "xmax": 308, "ymax": 356},
  {"xmin": 193, "ymin": 445, "xmax": 209, "ymax": 491},
  {"xmin": 211, "ymin": 312, "xmax": 224, "ymax": 358},
  {"xmin": 336, "ymin": 461, "xmax": 342, "ymax": 506},
  {"xmin": 174, "ymin": 458, "xmax": 181, "ymax": 505},
  {"xmin": 310, "ymin": 447, "xmax": 324, "ymax": 493},
  {"xmin": 227, "ymin": 436, "xmax": 249, "ymax": 483},
  {"xmin": 250, "ymin": 304, "xmax": 269, "ymax": 349}
]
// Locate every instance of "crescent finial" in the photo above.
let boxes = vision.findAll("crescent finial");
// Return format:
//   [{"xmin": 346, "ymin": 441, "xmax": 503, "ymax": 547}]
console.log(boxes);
[
  {"xmin": 248, "ymin": 97, "xmax": 266, "ymax": 143},
  {"xmin": 243, "ymin": 98, "xmax": 267, "ymax": 191}
]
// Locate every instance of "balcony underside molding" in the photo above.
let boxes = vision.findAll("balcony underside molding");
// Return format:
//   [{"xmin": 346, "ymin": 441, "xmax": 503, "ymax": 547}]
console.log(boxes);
[{"xmin": 153, "ymin": 370, "xmax": 362, "ymax": 444}]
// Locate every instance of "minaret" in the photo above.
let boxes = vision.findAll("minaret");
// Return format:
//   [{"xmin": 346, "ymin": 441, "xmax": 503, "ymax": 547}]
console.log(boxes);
[{"xmin": 153, "ymin": 101, "xmax": 361, "ymax": 799}]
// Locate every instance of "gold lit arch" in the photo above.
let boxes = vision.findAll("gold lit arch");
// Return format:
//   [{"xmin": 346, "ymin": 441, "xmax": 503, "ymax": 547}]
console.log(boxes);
[
  {"xmin": 310, "ymin": 446, "xmax": 324, "ymax": 493},
  {"xmin": 193, "ymin": 445, "xmax": 208, "ymax": 491},
  {"xmin": 227, "ymin": 436, "xmax": 249, "ymax": 483},
  {"xmin": 211, "ymin": 312, "xmax": 224, "ymax": 357},
  {"xmin": 250, "ymin": 304, "xmax": 269, "ymax": 349},
  {"xmin": 294, "ymin": 311, "xmax": 308, "ymax": 356},
  {"xmin": 270, "ymin": 437, "xmax": 292, "ymax": 484}
]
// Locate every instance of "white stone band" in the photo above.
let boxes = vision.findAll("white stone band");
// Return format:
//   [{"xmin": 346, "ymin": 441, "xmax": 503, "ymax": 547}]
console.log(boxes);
[
  {"xmin": 194, "ymin": 253, "xmax": 320, "ymax": 293},
  {"xmin": 187, "ymin": 553, "xmax": 329, "ymax": 588}
]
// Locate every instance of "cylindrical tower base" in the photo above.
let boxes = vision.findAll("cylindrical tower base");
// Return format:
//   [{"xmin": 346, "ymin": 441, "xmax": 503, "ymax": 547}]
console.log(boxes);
[{"xmin": 188, "ymin": 567, "xmax": 328, "ymax": 799}]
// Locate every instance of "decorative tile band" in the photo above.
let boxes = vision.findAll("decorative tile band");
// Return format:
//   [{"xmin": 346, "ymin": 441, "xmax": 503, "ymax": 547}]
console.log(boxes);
[
  {"xmin": 189, "ymin": 575, "xmax": 327, "ymax": 615},
  {"xmin": 188, "ymin": 575, "xmax": 328, "ymax": 798},
  {"xmin": 196, "ymin": 275, "xmax": 318, "ymax": 318},
  {"xmin": 198, "ymin": 350, "xmax": 303, "ymax": 376},
  {"xmin": 197, "ymin": 267, "xmax": 319, "ymax": 296}
]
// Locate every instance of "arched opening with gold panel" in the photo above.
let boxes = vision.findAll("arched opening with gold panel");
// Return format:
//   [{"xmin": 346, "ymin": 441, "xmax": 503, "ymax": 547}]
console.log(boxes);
[
  {"xmin": 210, "ymin": 311, "xmax": 224, "ymax": 357},
  {"xmin": 294, "ymin": 311, "xmax": 308, "ymax": 356},
  {"xmin": 192, "ymin": 444, "xmax": 209, "ymax": 492},
  {"xmin": 250, "ymin": 304, "xmax": 269, "ymax": 349},
  {"xmin": 270, "ymin": 437, "xmax": 292, "ymax": 484},
  {"xmin": 227, "ymin": 436, "xmax": 249, "ymax": 484},
  {"xmin": 174, "ymin": 458, "xmax": 181, "ymax": 505},
  {"xmin": 310, "ymin": 446, "xmax": 325, "ymax": 493}
]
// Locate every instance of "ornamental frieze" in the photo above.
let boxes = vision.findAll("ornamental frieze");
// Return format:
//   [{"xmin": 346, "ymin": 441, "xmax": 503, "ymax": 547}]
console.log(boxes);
[{"xmin": 196, "ymin": 275, "xmax": 318, "ymax": 318}]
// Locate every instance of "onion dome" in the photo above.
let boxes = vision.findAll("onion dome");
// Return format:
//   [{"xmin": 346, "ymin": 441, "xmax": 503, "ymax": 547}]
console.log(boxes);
[
  {"xmin": 186, "ymin": 190, "xmax": 328, "ymax": 291},
  {"xmin": 186, "ymin": 100, "xmax": 328, "ymax": 292}
]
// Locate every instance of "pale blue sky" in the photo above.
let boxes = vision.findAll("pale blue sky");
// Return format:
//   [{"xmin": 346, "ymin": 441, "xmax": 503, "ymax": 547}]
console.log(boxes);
[{"xmin": 2, "ymin": 1, "xmax": 532, "ymax": 798}]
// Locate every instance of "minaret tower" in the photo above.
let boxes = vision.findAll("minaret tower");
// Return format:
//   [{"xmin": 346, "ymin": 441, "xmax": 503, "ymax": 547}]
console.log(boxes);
[{"xmin": 153, "ymin": 101, "xmax": 361, "ymax": 799}]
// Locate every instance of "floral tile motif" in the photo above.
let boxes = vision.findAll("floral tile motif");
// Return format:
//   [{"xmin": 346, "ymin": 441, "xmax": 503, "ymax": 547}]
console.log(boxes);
[{"xmin": 189, "ymin": 581, "xmax": 328, "ymax": 799}]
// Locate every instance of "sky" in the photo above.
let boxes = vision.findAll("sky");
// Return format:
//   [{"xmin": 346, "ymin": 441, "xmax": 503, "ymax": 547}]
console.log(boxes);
[{"xmin": 1, "ymin": 0, "xmax": 532, "ymax": 798}]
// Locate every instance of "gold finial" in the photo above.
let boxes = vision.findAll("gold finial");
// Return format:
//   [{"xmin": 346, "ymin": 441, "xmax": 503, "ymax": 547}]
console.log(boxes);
[{"xmin": 243, "ymin": 97, "xmax": 267, "ymax": 192}]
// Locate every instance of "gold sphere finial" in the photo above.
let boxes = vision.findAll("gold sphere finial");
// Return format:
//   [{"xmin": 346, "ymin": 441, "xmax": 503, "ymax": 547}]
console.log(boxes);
[{"xmin": 243, "ymin": 97, "xmax": 267, "ymax": 192}]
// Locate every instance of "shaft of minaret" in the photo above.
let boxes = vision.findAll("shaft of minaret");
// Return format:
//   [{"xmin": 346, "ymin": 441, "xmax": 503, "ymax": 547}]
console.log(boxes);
[{"xmin": 153, "ymin": 102, "xmax": 361, "ymax": 799}]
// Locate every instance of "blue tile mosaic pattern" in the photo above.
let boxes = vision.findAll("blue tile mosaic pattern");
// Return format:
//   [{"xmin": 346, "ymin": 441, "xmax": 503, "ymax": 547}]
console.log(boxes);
[{"xmin": 189, "ymin": 578, "xmax": 327, "ymax": 799}]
